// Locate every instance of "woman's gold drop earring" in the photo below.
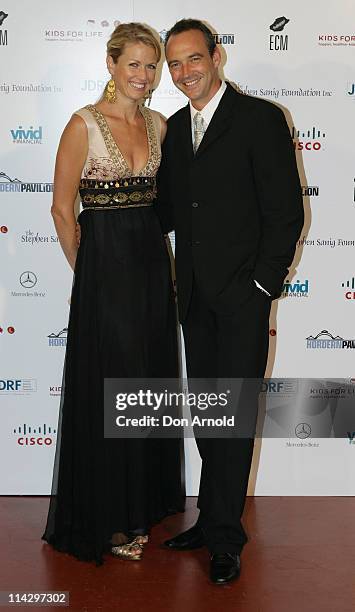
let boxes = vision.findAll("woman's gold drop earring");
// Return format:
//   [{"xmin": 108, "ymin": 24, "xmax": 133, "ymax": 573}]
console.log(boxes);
[{"xmin": 105, "ymin": 78, "xmax": 116, "ymax": 103}]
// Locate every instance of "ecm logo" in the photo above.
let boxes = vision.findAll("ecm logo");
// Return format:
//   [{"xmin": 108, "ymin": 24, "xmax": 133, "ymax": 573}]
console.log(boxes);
[{"xmin": 269, "ymin": 16, "xmax": 289, "ymax": 51}]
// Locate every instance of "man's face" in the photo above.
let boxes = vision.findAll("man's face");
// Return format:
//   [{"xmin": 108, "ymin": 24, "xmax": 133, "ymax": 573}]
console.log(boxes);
[{"xmin": 166, "ymin": 29, "xmax": 221, "ymax": 109}]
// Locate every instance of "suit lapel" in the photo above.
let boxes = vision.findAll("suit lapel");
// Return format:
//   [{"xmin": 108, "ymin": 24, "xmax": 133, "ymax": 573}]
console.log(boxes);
[{"xmin": 195, "ymin": 82, "xmax": 238, "ymax": 158}]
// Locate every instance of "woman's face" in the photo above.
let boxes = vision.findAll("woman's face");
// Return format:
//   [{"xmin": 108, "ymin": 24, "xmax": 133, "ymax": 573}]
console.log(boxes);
[{"xmin": 108, "ymin": 42, "xmax": 158, "ymax": 101}]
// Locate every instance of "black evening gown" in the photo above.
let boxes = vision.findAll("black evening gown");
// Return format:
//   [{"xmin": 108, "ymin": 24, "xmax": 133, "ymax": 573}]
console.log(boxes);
[{"xmin": 42, "ymin": 104, "xmax": 184, "ymax": 565}]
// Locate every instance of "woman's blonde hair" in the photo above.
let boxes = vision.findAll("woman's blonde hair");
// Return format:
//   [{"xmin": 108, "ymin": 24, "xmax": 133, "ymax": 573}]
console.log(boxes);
[{"xmin": 107, "ymin": 22, "xmax": 161, "ymax": 64}]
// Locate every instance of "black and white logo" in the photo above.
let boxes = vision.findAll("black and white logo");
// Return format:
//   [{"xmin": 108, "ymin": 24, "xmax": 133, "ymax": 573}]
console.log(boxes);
[
  {"xmin": 295, "ymin": 423, "xmax": 311, "ymax": 439},
  {"xmin": 0, "ymin": 171, "xmax": 53, "ymax": 193},
  {"xmin": 0, "ymin": 10, "xmax": 8, "ymax": 46},
  {"xmin": 270, "ymin": 17, "xmax": 289, "ymax": 32},
  {"xmin": 269, "ymin": 16, "xmax": 290, "ymax": 51},
  {"xmin": 20, "ymin": 271, "xmax": 37, "ymax": 289},
  {"xmin": 0, "ymin": 10, "xmax": 8, "ymax": 26}
]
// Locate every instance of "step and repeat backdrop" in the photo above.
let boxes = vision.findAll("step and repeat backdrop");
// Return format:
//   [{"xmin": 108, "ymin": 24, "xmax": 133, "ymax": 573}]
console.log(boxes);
[{"xmin": 1, "ymin": 0, "xmax": 355, "ymax": 494}]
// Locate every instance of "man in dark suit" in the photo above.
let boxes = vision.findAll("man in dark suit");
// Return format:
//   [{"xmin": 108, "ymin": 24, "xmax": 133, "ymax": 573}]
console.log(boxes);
[{"xmin": 156, "ymin": 19, "xmax": 304, "ymax": 584}]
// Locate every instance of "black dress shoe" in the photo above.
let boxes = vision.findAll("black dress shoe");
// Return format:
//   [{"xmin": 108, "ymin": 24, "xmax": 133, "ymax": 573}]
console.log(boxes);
[
  {"xmin": 210, "ymin": 553, "xmax": 241, "ymax": 584},
  {"xmin": 164, "ymin": 524, "xmax": 205, "ymax": 550}
]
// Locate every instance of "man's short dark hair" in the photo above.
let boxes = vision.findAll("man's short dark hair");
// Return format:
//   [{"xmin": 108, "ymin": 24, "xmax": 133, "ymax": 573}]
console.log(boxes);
[{"xmin": 164, "ymin": 19, "xmax": 216, "ymax": 56}]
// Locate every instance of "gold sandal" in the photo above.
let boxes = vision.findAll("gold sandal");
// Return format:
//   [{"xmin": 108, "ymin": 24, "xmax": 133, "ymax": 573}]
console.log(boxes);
[{"xmin": 111, "ymin": 535, "xmax": 148, "ymax": 561}]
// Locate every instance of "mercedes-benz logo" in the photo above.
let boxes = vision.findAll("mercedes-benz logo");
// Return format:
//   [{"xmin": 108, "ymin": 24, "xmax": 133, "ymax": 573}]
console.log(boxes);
[
  {"xmin": 295, "ymin": 422, "xmax": 311, "ymax": 439},
  {"xmin": 20, "ymin": 271, "xmax": 37, "ymax": 289}
]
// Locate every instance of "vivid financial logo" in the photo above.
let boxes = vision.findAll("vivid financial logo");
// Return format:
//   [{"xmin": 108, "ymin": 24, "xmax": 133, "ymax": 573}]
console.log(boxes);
[
  {"xmin": 282, "ymin": 279, "xmax": 309, "ymax": 297},
  {"xmin": 306, "ymin": 330, "xmax": 355, "ymax": 349},
  {"xmin": 291, "ymin": 126, "xmax": 326, "ymax": 151},
  {"xmin": 10, "ymin": 126, "xmax": 43, "ymax": 144}
]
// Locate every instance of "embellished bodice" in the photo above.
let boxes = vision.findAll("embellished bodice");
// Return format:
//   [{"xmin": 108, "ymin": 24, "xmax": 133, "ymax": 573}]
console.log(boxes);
[{"xmin": 74, "ymin": 104, "xmax": 162, "ymax": 210}]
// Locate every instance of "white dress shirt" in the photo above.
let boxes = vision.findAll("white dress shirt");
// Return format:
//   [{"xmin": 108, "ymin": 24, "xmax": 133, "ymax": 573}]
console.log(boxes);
[
  {"xmin": 190, "ymin": 80, "xmax": 227, "ymax": 145},
  {"xmin": 189, "ymin": 80, "xmax": 270, "ymax": 297}
]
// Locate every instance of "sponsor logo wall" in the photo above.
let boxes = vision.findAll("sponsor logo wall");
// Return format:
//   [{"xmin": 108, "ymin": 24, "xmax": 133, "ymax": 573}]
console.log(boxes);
[{"xmin": 1, "ymin": 0, "xmax": 355, "ymax": 495}]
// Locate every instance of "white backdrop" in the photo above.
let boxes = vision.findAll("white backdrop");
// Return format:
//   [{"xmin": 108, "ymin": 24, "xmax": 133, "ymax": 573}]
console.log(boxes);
[{"xmin": 1, "ymin": 0, "xmax": 355, "ymax": 495}]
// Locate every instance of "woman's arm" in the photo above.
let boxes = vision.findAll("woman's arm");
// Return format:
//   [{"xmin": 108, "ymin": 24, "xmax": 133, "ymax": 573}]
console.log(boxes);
[{"xmin": 51, "ymin": 114, "xmax": 88, "ymax": 271}]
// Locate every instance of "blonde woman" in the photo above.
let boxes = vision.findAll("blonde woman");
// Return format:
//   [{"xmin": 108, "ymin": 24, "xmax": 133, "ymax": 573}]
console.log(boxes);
[{"xmin": 42, "ymin": 23, "xmax": 184, "ymax": 565}]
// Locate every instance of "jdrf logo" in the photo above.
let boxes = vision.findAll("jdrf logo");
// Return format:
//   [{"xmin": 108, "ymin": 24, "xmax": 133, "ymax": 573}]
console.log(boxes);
[
  {"xmin": 10, "ymin": 126, "xmax": 43, "ymax": 144},
  {"xmin": 261, "ymin": 381, "xmax": 285, "ymax": 393},
  {"xmin": 81, "ymin": 79, "xmax": 105, "ymax": 92},
  {"xmin": 260, "ymin": 379, "xmax": 298, "ymax": 394},
  {"xmin": 0, "ymin": 379, "xmax": 37, "ymax": 393},
  {"xmin": 0, "ymin": 379, "xmax": 21, "ymax": 391}
]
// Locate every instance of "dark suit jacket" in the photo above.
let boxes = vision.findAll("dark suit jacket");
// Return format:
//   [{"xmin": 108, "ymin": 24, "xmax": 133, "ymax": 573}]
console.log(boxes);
[{"xmin": 155, "ymin": 82, "xmax": 304, "ymax": 321}]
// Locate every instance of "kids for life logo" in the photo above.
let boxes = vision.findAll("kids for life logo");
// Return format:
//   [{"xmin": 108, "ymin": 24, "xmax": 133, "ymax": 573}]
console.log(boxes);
[{"xmin": 10, "ymin": 125, "xmax": 43, "ymax": 144}]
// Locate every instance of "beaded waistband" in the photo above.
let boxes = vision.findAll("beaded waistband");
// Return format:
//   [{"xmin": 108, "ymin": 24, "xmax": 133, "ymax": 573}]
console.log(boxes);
[{"xmin": 79, "ymin": 176, "xmax": 156, "ymax": 210}]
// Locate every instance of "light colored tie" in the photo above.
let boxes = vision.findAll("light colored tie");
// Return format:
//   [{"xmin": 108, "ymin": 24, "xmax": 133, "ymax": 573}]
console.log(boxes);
[{"xmin": 193, "ymin": 112, "xmax": 205, "ymax": 153}]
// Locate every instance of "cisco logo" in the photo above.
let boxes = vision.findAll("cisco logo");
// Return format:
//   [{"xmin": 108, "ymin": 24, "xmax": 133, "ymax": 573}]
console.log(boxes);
[
  {"xmin": 341, "ymin": 277, "xmax": 355, "ymax": 300},
  {"xmin": 13, "ymin": 423, "xmax": 56, "ymax": 447},
  {"xmin": 291, "ymin": 126, "xmax": 326, "ymax": 152}
]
